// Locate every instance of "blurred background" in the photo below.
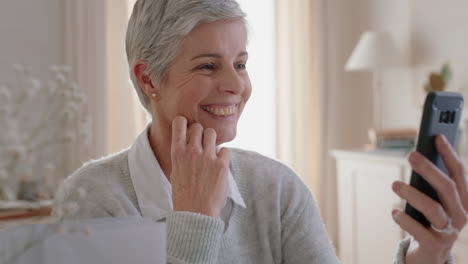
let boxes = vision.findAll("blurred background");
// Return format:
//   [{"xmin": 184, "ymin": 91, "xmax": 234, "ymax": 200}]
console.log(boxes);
[{"xmin": 1, "ymin": 0, "xmax": 468, "ymax": 262}]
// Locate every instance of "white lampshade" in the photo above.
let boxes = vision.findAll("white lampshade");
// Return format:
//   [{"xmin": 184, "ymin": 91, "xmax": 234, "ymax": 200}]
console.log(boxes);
[{"xmin": 345, "ymin": 31, "xmax": 401, "ymax": 72}]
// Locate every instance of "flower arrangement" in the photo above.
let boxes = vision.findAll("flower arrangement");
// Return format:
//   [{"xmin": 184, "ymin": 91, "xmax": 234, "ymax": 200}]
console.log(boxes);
[{"xmin": 0, "ymin": 64, "xmax": 92, "ymax": 201}]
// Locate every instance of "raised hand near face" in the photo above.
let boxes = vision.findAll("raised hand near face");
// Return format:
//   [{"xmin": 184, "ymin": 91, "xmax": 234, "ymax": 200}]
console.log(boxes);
[{"xmin": 170, "ymin": 116, "xmax": 230, "ymax": 218}]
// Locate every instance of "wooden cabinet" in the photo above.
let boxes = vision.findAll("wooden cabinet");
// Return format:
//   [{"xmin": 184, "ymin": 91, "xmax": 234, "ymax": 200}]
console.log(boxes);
[{"xmin": 331, "ymin": 150, "xmax": 468, "ymax": 264}]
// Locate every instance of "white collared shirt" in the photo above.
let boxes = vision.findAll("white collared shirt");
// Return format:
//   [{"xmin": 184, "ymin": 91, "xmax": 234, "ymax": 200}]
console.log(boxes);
[{"xmin": 128, "ymin": 124, "xmax": 246, "ymax": 224}]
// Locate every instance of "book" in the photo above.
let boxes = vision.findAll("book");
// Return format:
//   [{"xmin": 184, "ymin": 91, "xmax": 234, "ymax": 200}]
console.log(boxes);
[
  {"xmin": 377, "ymin": 139, "xmax": 415, "ymax": 149},
  {"xmin": 368, "ymin": 128, "xmax": 417, "ymax": 150}
]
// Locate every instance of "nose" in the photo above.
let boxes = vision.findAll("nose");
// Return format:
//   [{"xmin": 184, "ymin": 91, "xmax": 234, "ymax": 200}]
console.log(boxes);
[{"xmin": 217, "ymin": 67, "xmax": 245, "ymax": 95}]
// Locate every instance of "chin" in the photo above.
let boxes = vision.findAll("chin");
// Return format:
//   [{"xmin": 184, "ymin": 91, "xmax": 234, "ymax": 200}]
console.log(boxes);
[{"xmin": 215, "ymin": 128, "xmax": 236, "ymax": 145}]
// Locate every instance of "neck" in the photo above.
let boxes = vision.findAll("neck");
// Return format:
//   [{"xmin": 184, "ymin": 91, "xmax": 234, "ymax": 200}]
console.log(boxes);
[{"xmin": 148, "ymin": 119, "xmax": 173, "ymax": 182}]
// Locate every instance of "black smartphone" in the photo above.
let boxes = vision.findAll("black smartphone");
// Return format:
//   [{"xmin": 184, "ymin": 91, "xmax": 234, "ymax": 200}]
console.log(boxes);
[{"xmin": 405, "ymin": 91, "xmax": 464, "ymax": 227}]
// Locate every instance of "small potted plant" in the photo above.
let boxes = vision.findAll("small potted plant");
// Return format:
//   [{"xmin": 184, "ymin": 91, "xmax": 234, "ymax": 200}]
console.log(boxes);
[{"xmin": 423, "ymin": 63, "xmax": 453, "ymax": 93}]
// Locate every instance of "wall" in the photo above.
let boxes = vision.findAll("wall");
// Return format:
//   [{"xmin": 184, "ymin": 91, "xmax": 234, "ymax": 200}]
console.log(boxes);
[
  {"xmin": 411, "ymin": 0, "xmax": 468, "ymax": 110},
  {"xmin": 0, "ymin": 0, "xmax": 108, "ymax": 184},
  {"xmin": 321, "ymin": 0, "xmax": 375, "ymax": 246},
  {"xmin": 224, "ymin": 0, "xmax": 277, "ymax": 158},
  {"xmin": 0, "ymin": 0, "xmax": 68, "ymax": 184},
  {"xmin": 0, "ymin": 0, "xmax": 63, "ymax": 83},
  {"xmin": 106, "ymin": 0, "xmax": 147, "ymax": 153}
]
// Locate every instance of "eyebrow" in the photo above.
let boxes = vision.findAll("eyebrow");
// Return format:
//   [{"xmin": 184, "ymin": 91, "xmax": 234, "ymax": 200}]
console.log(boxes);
[{"xmin": 191, "ymin": 51, "xmax": 248, "ymax": 61}]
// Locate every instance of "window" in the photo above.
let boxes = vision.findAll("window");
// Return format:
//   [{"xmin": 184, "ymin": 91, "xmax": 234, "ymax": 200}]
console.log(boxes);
[{"xmin": 221, "ymin": 0, "xmax": 277, "ymax": 159}]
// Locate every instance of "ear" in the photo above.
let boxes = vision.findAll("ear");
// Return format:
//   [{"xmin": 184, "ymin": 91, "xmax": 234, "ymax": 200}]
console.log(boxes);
[{"xmin": 133, "ymin": 59, "xmax": 157, "ymax": 98}]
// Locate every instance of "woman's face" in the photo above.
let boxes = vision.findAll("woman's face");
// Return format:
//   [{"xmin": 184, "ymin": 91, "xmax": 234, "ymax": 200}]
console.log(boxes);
[{"xmin": 154, "ymin": 18, "xmax": 251, "ymax": 145}]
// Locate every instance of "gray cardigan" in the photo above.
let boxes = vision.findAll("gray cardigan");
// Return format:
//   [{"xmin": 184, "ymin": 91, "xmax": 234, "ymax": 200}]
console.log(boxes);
[{"xmin": 54, "ymin": 147, "xmax": 421, "ymax": 264}]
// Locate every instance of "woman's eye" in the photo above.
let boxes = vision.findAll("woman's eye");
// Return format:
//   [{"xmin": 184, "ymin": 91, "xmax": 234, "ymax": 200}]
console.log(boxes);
[
  {"xmin": 236, "ymin": 63, "xmax": 247, "ymax": 70},
  {"xmin": 197, "ymin": 64, "xmax": 215, "ymax": 70}
]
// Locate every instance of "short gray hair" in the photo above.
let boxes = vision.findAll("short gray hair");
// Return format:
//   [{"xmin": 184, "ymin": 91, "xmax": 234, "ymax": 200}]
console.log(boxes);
[{"xmin": 126, "ymin": 0, "xmax": 247, "ymax": 112}]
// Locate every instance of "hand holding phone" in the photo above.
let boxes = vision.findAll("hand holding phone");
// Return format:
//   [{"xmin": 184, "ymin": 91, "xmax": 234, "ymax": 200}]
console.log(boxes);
[{"xmin": 405, "ymin": 91, "xmax": 464, "ymax": 226}]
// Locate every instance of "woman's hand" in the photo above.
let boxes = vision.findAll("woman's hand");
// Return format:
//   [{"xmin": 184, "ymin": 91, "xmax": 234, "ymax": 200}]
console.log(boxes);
[
  {"xmin": 391, "ymin": 135, "xmax": 468, "ymax": 264},
  {"xmin": 170, "ymin": 116, "xmax": 230, "ymax": 218}
]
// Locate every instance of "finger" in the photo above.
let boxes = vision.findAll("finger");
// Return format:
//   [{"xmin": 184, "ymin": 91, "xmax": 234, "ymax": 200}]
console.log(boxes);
[
  {"xmin": 187, "ymin": 123, "xmax": 203, "ymax": 151},
  {"xmin": 217, "ymin": 147, "xmax": 230, "ymax": 165},
  {"xmin": 436, "ymin": 135, "xmax": 468, "ymax": 213},
  {"xmin": 392, "ymin": 209, "xmax": 439, "ymax": 249},
  {"xmin": 409, "ymin": 152, "xmax": 467, "ymax": 229},
  {"xmin": 392, "ymin": 181, "xmax": 449, "ymax": 229},
  {"xmin": 171, "ymin": 116, "xmax": 187, "ymax": 148},
  {"xmin": 202, "ymin": 128, "xmax": 217, "ymax": 157}
]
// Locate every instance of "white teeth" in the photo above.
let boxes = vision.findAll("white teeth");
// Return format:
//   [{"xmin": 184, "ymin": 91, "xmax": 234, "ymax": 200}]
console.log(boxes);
[{"xmin": 202, "ymin": 105, "xmax": 236, "ymax": 116}]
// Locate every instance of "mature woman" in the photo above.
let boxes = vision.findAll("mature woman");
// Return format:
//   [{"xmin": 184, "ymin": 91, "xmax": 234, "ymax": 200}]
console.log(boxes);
[{"xmin": 55, "ymin": 0, "xmax": 467, "ymax": 263}]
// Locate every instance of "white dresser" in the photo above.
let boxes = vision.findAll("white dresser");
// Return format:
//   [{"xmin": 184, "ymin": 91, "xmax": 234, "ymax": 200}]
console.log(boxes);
[{"xmin": 331, "ymin": 149, "xmax": 468, "ymax": 264}]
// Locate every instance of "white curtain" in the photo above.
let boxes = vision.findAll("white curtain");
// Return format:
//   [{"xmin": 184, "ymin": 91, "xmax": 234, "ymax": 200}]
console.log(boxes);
[
  {"xmin": 62, "ymin": 0, "xmax": 147, "ymax": 160},
  {"xmin": 61, "ymin": 0, "xmax": 108, "ymax": 163},
  {"xmin": 275, "ymin": 0, "xmax": 323, "ymax": 203},
  {"xmin": 275, "ymin": 0, "xmax": 337, "ymax": 243},
  {"xmin": 105, "ymin": 0, "xmax": 147, "ymax": 154}
]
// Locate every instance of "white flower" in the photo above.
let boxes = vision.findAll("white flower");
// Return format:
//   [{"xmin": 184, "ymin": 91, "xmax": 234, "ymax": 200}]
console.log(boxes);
[
  {"xmin": 0, "ymin": 85, "xmax": 11, "ymax": 101},
  {"xmin": 55, "ymin": 73, "xmax": 67, "ymax": 85},
  {"xmin": 1, "ymin": 64, "xmax": 91, "ymax": 204},
  {"xmin": 25, "ymin": 78, "xmax": 41, "ymax": 97}
]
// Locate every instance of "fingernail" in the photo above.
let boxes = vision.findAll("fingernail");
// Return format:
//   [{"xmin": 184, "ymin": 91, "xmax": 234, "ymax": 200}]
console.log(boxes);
[
  {"xmin": 392, "ymin": 209, "xmax": 399, "ymax": 217},
  {"xmin": 392, "ymin": 181, "xmax": 402, "ymax": 192},
  {"xmin": 409, "ymin": 152, "xmax": 422, "ymax": 163},
  {"xmin": 440, "ymin": 134, "xmax": 448, "ymax": 143}
]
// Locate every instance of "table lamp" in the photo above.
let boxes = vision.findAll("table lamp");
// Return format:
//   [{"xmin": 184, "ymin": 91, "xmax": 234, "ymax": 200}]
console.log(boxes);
[{"xmin": 345, "ymin": 31, "xmax": 401, "ymax": 129}]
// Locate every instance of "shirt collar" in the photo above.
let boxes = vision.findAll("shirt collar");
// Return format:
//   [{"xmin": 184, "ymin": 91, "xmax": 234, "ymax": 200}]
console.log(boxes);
[{"xmin": 128, "ymin": 123, "xmax": 246, "ymax": 221}]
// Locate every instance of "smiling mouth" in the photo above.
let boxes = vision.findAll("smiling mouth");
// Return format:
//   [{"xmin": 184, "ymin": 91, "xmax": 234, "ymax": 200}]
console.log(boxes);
[{"xmin": 201, "ymin": 104, "xmax": 238, "ymax": 116}]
